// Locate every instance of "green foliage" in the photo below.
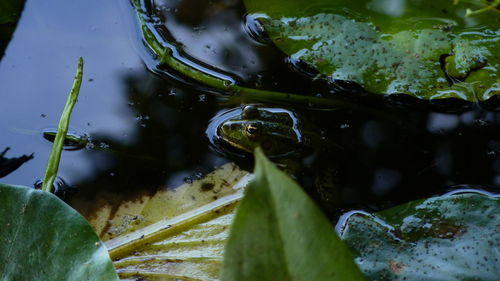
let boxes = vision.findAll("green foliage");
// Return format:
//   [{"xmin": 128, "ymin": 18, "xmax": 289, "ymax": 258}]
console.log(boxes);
[
  {"xmin": 221, "ymin": 148, "xmax": 365, "ymax": 281},
  {"xmin": 0, "ymin": 0, "xmax": 25, "ymax": 24},
  {"xmin": 341, "ymin": 192, "xmax": 500, "ymax": 281},
  {"xmin": 245, "ymin": 0, "xmax": 500, "ymax": 101},
  {"xmin": 0, "ymin": 58, "xmax": 117, "ymax": 280},
  {"xmin": 0, "ymin": 183, "xmax": 119, "ymax": 280},
  {"xmin": 131, "ymin": 0, "xmax": 378, "ymax": 111}
]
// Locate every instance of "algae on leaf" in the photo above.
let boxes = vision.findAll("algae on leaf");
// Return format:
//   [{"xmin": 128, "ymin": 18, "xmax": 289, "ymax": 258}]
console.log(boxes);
[
  {"xmin": 340, "ymin": 191, "xmax": 500, "ymax": 281},
  {"xmin": 245, "ymin": 0, "xmax": 500, "ymax": 101},
  {"xmin": 221, "ymin": 148, "xmax": 365, "ymax": 281},
  {"xmin": 0, "ymin": 184, "xmax": 119, "ymax": 281}
]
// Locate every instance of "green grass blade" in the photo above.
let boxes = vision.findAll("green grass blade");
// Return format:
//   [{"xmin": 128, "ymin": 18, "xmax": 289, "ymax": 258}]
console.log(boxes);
[{"xmin": 41, "ymin": 57, "xmax": 83, "ymax": 193}]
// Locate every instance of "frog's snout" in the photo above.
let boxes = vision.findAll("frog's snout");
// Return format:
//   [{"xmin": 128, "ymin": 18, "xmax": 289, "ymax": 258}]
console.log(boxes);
[{"xmin": 218, "ymin": 122, "xmax": 231, "ymax": 136}]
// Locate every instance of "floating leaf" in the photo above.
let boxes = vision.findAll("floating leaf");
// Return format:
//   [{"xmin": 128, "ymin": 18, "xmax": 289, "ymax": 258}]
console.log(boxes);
[
  {"xmin": 340, "ymin": 191, "xmax": 500, "ymax": 281},
  {"xmin": 245, "ymin": 0, "xmax": 500, "ymax": 101},
  {"xmin": 220, "ymin": 148, "xmax": 365, "ymax": 281},
  {"xmin": 0, "ymin": 183, "xmax": 118, "ymax": 280}
]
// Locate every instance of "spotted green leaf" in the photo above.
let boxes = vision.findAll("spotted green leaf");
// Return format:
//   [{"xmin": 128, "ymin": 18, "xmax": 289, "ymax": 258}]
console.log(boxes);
[
  {"xmin": 341, "ymin": 191, "xmax": 500, "ymax": 281},
  {"xmin": 245, "ymin": 0, "xmax": 500, "ymax": 101},
  {"xmin": 0, "ymin": 184, "xmax": 119, "ymax": 281}
]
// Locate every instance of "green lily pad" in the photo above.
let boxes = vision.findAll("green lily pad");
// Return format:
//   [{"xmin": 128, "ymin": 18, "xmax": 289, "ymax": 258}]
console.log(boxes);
[
  {"xmin": 0, "ymin": 183, "xmax": 118, "ymax": 281},
  {"xmin": 245, "ymin": 0, "xmax": 500, "ymax": 101},
  {"xmin": 220, "ymin": 148, "xmax": 365, "ymax": 281},
  {"xmin": 340, "ymin": 191, "xmax": 500, "ymax": 281}
]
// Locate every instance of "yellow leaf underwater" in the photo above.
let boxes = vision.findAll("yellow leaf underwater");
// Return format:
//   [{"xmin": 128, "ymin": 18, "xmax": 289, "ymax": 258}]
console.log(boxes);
[{"xmin": 73, "ymin": 163, "xmax": 250, "ymax": 281}]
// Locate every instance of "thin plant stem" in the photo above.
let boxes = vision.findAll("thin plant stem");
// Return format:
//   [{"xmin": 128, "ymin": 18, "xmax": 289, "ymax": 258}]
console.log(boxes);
[
  {"xmin": 133, "ymin": 0, "xmax": 368, "ymax": 111},
  {"xmin": 42, "ymin": 57, "xmax": 84, "ymax": 193}
]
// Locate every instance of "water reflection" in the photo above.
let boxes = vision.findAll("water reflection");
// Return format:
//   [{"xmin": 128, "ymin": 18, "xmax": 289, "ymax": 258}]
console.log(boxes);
[
  {"xmin": 154, "ymin": 0, "xmax": 262, "ymax": 81},
  {"xmin": 69, "ymin": 71, "xmax": 228, "ymax": 199},
  {"xmin": 1, "ymin": 0, "xmax": 499, "ymax": 221},
  {"xmin": 0, "ymin": 0, "xmax": 144, "ymax": 186},
  {"xmin": 0, "ymin": 147, "xmax": 33, "ymax": 178}
]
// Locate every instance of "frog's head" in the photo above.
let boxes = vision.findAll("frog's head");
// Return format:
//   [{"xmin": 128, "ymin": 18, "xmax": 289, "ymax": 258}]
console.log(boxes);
[{"xmin": 217, "ymin": 105, "xmax": 303, "ymax": 157}]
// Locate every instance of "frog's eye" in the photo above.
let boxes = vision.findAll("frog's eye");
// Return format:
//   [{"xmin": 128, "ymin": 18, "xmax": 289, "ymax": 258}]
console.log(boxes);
[
  {"xmin": 244, "ymin": 123, "xmax": 260, "ymax": 138},
  {"xmin": 242, "ymin": 105, "xmax": 258, "ymax": 119}
]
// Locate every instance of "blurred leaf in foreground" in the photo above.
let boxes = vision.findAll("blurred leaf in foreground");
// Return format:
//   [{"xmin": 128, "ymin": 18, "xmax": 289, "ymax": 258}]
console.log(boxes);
[
  {"xmin": 221, "ymin": 148, "xmax": 365, "ymax": 281},
  {"xmin": 341, "ymin": 191, "xmax": 500, "ymax": 281},
  {"xmin": 0, "ymin": 184, "xmax": 118, "ymax": 280}
]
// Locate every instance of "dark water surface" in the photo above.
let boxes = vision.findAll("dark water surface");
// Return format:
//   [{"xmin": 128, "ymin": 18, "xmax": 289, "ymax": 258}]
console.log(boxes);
[
  {"xmin": 1, "ymin": 0, "xmax": 499, "ymax": 218},
  {"xmin": 0, "ymin": 0, "xmax": 227, "ymax": 197}
]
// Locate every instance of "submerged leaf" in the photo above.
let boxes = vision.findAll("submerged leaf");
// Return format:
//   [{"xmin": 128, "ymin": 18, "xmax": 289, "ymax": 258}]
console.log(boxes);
[
  {"xmin": 220, "ymin": 148, "xmax": 365, "ymax": 281},
  {"xmin": 245, "ymin": 0, "xmax": 500, "ymax": 101},
  {"xmin": 340, "ymin": 191, "xmax": 500, "ymax": 281},
  {"xmin": 75, "ymin": 163, "xmax": 250, "ymax": 280},
  {"xmin": 0, "ymin": 183, "xmax": 118, "ymax": 281}
]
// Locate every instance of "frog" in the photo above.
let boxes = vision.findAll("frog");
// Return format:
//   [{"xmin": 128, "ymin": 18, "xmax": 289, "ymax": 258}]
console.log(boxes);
[
  {"xmin": 214, "ymin": 104, "xmax": 344, "ymax": 214},
  {"xmin": 216, "ymin": 105, "xmax": 309, "ymax": 157}
]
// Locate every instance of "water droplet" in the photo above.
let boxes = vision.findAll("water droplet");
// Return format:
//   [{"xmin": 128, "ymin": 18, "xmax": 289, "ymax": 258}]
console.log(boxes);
[
  {"xmin": 98, "ymin": 142, "xmax": 110, "ymax": 149},
  {"xmin": 475, "ymin": 119, "xmax": 489, "ymax": 126},
  {"xmin": 193, "ymin": 172, "xmax": 204, "ymax": 180},
  {"xmin": 135, "ymin": 115, "xmax": 150, "ymax": 121}
]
